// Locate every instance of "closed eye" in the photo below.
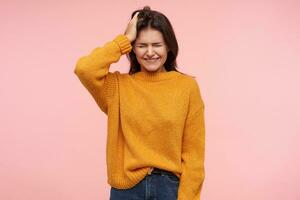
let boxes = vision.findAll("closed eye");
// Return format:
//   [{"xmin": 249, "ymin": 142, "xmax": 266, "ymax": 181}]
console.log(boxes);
[{"xmin": 137, "ymin": 45, "xmax": 162, "ymax": 48}]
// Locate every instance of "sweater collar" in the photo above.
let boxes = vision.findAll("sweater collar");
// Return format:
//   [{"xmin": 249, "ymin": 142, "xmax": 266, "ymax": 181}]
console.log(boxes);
[{"xmin": 132, "ymin": 70, "xmax": 181, "ymax": 82}]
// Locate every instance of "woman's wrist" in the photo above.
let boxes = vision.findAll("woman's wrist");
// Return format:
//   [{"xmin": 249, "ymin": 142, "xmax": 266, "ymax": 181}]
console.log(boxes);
[{"xmin": 124, "ymin": 34, "xmax": 133, "ymax": 43}]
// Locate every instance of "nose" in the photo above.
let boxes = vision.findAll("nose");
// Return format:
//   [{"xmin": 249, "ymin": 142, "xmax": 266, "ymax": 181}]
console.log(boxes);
[{"xmin": 146, "ymin": 46, "xmax": 155, "ymax": 57}]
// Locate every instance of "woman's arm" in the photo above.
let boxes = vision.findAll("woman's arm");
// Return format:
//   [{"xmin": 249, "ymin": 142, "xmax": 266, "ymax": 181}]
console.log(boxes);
[
  {"xmin": 74, "ymin": 12, "xmax": 139, "ymax": 114},
  {"xmin": 74, "ymin": 34, "xmax": 132, "ymax": 114},
  {"xmin": 178, "ymin": 78, "xmax": 206, "ymax": 200}
]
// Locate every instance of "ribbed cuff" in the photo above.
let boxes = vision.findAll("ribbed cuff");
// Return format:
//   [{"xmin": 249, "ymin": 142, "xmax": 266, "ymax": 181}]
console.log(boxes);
[{"xmin": 113, "ymin": 34, "xmax": 132, "ymax": 55}]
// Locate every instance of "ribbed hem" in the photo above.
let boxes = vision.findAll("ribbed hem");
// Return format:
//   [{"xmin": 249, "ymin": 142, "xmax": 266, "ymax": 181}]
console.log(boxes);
[
  {"xmin": 132, "ymin": 70, "xmax": 181, "ymax": 82},
  {"xmin": 113, "ymin": 34, "xmax": 132, "ymax": 55},
  {"xmin": 108, "ymin": 167, "xmax": 150, "ymax": 189}
]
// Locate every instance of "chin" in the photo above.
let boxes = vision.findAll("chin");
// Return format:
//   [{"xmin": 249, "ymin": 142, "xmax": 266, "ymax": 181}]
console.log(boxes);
[{"xmin": 143, "ymin": 66, "xmax": 162, "ymax": 72}]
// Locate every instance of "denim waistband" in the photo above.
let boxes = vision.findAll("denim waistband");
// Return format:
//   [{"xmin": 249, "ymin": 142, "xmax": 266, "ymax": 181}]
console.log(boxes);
[{"xmin": 151, "ymin": 167, "xmax": 176, "ymax": 176}]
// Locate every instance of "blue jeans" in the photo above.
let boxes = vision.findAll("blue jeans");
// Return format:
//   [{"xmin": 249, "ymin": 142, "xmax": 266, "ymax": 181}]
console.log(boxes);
[{"xmin": 110, "ymin": 167, "xmax": 180, "ymax": 200}]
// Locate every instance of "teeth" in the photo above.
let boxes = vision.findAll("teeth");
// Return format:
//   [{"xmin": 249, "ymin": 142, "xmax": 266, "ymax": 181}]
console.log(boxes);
[{"xmin": 146, "ymin": 58, "xmax": 159, "ymax": 61}]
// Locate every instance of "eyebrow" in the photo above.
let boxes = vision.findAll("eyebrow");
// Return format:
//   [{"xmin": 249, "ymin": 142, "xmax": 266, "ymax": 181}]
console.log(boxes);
[{"xmin": 136, "ymin": 42, "xmax": 164, "ymax": 45}]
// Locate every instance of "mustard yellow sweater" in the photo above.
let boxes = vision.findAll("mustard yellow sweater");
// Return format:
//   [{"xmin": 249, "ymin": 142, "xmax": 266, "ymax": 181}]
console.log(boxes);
[{"xmin": 74, "ymin": 34, "xmax": 205, "ymax": 200}]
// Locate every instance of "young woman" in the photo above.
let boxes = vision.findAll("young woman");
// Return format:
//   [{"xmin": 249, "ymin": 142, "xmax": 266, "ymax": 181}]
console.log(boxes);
[{"xmin": 74, "ymin": 6, "xmax": 205, "ymax": 200}]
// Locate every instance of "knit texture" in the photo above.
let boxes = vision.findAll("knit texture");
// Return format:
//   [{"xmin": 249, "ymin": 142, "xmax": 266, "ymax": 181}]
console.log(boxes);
[{"xmin": 74, "ymin": 34, "xmax": 205, "ymax": 200}]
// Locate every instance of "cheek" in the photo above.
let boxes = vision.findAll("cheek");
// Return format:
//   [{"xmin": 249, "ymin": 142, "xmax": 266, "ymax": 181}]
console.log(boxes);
[
  {"xmin": 134, "ymin": 51, "xmax": 144, "ymax": 58},
  {"xmin": 158, "ymin": 50, "xmax": 168, "ymax": 57}
]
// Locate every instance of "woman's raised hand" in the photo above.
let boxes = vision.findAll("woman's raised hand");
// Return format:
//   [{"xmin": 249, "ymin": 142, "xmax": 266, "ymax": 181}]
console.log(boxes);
[{"xmin": 124, "ymin": 12, "xmax": 140, "ymax": 43}]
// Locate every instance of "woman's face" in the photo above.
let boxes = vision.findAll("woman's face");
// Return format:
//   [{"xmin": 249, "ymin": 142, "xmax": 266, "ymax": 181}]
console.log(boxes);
[{"xmin": 133, "ymin": 27, "xmax": 169, "ymax": 73}]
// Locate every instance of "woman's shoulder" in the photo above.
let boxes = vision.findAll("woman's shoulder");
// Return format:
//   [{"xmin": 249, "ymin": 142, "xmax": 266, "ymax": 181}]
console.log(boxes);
[{"xmin": 174, "ymin": 70, "xmax": 199, "ymax": 85}]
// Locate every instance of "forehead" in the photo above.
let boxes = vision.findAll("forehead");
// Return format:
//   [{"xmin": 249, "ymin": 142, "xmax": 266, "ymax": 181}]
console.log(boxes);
[{"xmin": 135, "ymin": 28, "xmax": 165, "ymax": 44}]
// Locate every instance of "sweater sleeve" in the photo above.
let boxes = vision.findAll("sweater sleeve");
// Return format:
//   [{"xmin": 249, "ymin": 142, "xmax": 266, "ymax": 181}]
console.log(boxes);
[
  {"xmin": 74, "ymin": 34, "xmax": 132, "ymax": 114},
  {"xmin": 178, "ymin": 78, "xmax": 206, "ymax": 200}
]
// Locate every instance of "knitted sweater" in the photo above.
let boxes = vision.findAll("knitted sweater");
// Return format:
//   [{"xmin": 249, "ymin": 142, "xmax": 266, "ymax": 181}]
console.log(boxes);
[{"xmin": 74, "ymin": 34, "xmax": 205, "ymax": 200}]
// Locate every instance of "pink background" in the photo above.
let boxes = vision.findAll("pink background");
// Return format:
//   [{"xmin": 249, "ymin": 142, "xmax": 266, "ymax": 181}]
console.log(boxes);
[{"xmin": 1, "ymin": 0, "xmax": 299, "ymax": 199}]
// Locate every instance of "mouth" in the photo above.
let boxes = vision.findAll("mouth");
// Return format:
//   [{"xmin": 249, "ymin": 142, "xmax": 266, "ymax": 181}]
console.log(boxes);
[{"xmin": 144, "ymin": 57, "xmax": 160, "ymax": 62}]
